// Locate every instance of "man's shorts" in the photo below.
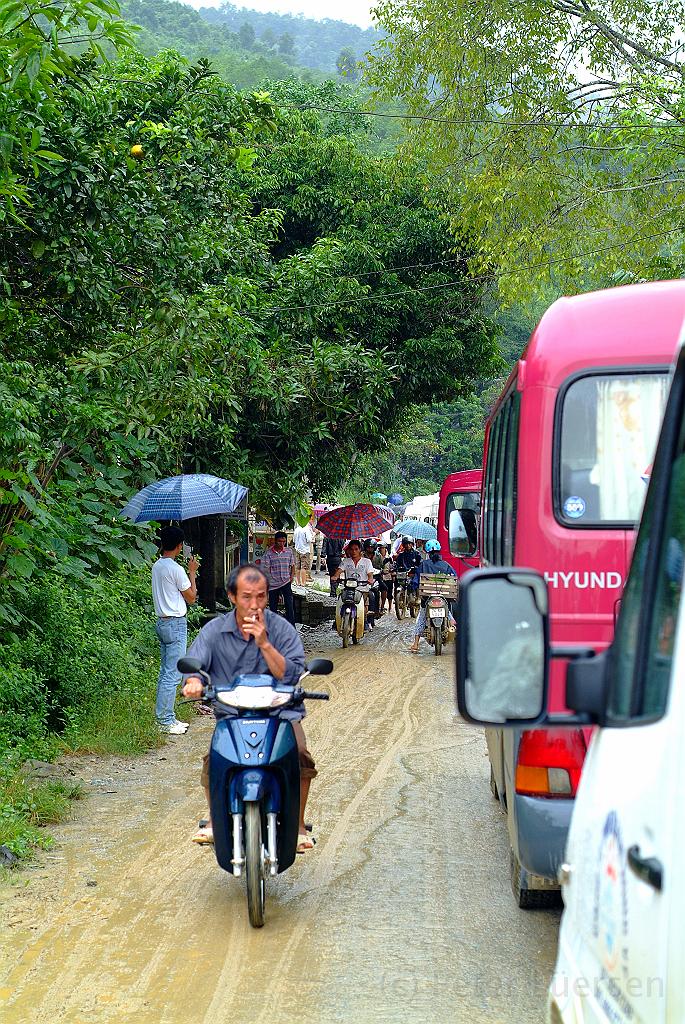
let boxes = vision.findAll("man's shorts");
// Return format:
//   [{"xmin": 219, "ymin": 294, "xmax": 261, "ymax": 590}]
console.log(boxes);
[
  {"xmin": 201, "ymin": 721, "xmax": 317, "ymax": 788},
  {"xmin": 295, "ymin": 551, "xmax": 312, "ymax": 571}
]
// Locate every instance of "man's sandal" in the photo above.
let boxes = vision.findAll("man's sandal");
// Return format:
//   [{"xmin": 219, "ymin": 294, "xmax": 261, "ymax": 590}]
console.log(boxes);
[
  {"xmin": 192, "ymin": 821, "xmax": 214, "ymax": 845},
  {"xmin": 296, "ymin": 833, "xmax": 316, "ymax": 853}
]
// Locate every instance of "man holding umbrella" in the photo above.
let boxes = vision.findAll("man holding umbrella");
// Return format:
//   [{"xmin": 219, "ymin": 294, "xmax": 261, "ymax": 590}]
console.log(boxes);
[
  {"xmin": 120, "ymin": 472, "xmax": 248, "ymax": 733},
  {"xmin": 152, "ymin": 526, "xmax": 198, "ymax": 734}
]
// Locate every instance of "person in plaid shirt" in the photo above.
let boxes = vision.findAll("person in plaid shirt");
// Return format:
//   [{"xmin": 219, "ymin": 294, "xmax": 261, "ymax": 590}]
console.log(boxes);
[{"xmin": 262, "ymin": 531, "xmax": 296, "ymax": 625}]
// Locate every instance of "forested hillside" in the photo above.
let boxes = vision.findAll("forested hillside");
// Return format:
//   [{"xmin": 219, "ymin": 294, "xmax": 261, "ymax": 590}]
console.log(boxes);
[
  {"xmin": 198, "ymin": 2, "xmax": 381, "ymax": 74},
  {"xmin": 121, "ymin": 0, "xmax": 326, "ymax": 89}
]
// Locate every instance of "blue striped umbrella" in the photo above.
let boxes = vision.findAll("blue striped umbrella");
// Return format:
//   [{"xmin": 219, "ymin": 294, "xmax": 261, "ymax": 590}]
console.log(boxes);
[
  {"xmin": 393, "ymin": 519, "xmax": 438, "ymax": 541},
  {"xmin": 120, "ymin": 474, "xmax": 247, "ymax": 523},
  {"xmin": 317, "ymin": 503, "xmax": 395, "ymax": 540}
]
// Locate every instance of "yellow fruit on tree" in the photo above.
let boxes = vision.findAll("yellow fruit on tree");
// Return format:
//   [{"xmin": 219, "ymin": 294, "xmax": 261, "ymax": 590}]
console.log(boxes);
[{"xmin": 130, "ymin": 144, "xmax": 144, "ymax": 160}]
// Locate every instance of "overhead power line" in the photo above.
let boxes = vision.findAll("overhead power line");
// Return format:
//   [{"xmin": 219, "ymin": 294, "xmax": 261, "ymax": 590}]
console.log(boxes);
[
  {"xmin": 264, "ymin": 227, "xmax": 683, "ymax": 314},
  {"xmin": 280, "ymin": 102, "xmax": 685, "ymax": 133}
]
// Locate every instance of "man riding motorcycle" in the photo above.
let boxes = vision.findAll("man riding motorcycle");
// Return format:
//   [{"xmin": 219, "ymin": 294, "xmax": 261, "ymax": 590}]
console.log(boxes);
[
  {"xmin": 409, "ymin": 540, "xmax": 457, "ymax": 653},
  {"xmin": 395, "ymin": 536, "xmax": 422, "ymax": 573},
  {"xmin": 181, "ymin": 564, "xmax": 317, "ymax": 852},
  {"xmin": 331, "ymin": 540, "xmax": 376, "ymax": 628}
]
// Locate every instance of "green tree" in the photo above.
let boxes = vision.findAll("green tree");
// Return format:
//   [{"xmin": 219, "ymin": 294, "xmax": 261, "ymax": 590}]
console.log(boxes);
[
  {"xmin": 278, "ymin": 32, "xmax": 295, "ymax": 56},
  {"xmin": 238, "ymin": 21, "xmax": 255, "ymax": 49},
  {"xmin": 0, "ymin": 44, "xmax": 498, "ymax": 624},
  {"xmin": 368, "ymin": 0, "xmax": 685, "ymax": 303},
  {"xmin": 336, "ymin": 46, "xmax": 358, "ymax": 81},
  {"xmin": 0, "ymin": 0, "xmax": 133, "ymax": 216}
]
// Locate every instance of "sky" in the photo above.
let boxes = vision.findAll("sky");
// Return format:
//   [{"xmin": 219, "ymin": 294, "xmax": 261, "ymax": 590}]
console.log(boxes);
[{"xmin": 182, "ymin": 0, "xmax": 376, "ymax": 29}]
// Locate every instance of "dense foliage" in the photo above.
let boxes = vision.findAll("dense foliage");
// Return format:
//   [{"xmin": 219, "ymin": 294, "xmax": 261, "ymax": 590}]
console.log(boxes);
[
  {"xmin": 339, "ymin": 307, "xmax": 534, "ymax": 500},
  {"xmin": 368, "ymin": 0, "xmax": 685, "ymax": 303},
  {"xmin": 0, "ymin": 27, "xmax": 497, "ymax": 628}
]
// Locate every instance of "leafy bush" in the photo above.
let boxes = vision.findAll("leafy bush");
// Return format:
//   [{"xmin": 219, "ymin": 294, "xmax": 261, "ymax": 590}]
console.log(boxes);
[
  {"xmin": 3, "ymin": 565, "xmax": 159, "ymax": 741},
  {"xmin": 0, "ymin": 563, "xmax": 172, "ymax": 860}
]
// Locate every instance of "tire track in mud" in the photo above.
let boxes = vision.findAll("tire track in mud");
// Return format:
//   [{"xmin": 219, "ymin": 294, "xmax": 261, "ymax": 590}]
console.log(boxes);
[
  {"xmin": 244, "ymin": 640, "xmax": 425, "ymax": 1024},
  {"xmin": 2, "ymin": 777, "xmax": 209, "ymax": 1021},
  {"xmin": 0, "ymin": 628, "xmax": 408, "ymax": 1023}
]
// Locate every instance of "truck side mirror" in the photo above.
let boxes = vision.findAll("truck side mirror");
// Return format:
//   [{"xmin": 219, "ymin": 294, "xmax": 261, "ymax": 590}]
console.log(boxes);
[{"xmin": 456, "ymin": 569, "xmax": 549, "ymax": 725}]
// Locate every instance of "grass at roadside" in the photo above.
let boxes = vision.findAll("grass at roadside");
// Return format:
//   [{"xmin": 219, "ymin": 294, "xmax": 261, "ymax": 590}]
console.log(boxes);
[
  {"xmin": 0, "ymin": 766, "xmax": 85, "ymax": 862},
  {"xmin": 0, "ymin": 565, "xmax": 206, "ymax": 867}
]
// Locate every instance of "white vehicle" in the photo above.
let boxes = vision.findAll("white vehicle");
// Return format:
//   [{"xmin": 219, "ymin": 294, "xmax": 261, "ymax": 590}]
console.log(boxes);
[
  {"xmin": 401, "ymin": 492, "xmax": 439, "ymax": 527},
  {"xmin": 455, "ymin": 341, "xmax": 685, "ymax": 1023}
]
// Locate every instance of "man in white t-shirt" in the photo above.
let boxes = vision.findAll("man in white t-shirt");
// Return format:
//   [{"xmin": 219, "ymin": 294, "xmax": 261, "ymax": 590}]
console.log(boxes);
[
  {"xmin": 293, "ymin": 517, "xmax": 316, "ymax": 586},
  {"xmin": 331, "ymin": 539, "xmax": 377, "ymax": 627},
  {"xmin": 151, "ymin": 525, "xmax": 198, "ymax": 734}
]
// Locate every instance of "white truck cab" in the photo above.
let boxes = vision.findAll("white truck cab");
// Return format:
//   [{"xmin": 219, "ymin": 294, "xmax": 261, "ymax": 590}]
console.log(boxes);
[{"xmin": 455, "ymin": 343, "xmax": 685, "ymax": 1023}]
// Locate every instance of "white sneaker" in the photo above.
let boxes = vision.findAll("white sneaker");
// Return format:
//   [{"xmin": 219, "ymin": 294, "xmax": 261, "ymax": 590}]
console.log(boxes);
[{"xmin": 160, "ymin": 721, "xmax": 188, "ymax": 735}]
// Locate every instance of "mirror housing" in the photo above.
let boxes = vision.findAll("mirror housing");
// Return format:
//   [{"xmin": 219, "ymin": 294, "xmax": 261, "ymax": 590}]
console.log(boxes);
[
  {"xmin": 306, "ymin": 658, "xmax": 334, "ymax": 675},
  {"xmin": 456, "ymin": 568, "xmax": 550, "ymax": 726}
]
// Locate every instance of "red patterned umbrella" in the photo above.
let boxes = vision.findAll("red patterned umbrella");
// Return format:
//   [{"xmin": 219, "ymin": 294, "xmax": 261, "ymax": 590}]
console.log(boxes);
[{"xmin": 316, "ymin": 503, "xmax": 395, "ymax": 540}]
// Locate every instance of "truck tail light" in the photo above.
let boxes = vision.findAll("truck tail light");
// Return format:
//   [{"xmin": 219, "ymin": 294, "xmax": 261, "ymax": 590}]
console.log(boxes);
[{"xmin": 515, "ymin": 728, "xmax": 587, "ymax": 798}]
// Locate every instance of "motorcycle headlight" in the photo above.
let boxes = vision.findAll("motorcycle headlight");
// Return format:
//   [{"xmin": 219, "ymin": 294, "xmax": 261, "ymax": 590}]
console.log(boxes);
[{"xmin": 216, "ymin": 686, "xmax": 290, "ymax": 710}]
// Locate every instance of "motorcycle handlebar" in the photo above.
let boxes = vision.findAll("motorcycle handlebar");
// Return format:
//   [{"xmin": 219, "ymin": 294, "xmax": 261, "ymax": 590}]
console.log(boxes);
[{"xmin": 301, "ymin": 691, "xmax": 330, "ymax": 700}]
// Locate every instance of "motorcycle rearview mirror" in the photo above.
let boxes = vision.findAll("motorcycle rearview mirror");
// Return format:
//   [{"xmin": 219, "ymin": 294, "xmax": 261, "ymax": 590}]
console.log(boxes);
[
  {"xmin": 177, "ymin": 656, "xmax": 203, "ymax": 674},
  {"xmin": 305, "ymin": 658, "xmax": 334, "ymax": 675}
]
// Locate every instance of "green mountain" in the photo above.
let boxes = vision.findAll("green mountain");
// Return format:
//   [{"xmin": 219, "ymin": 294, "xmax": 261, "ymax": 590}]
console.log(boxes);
[
  {"xmin": 121, "ymin": 0, "xmax": 328, "ymax": 89},
  {"xmin": 197, "ymin": 3, "xmax": 381, "ymax": 74}
]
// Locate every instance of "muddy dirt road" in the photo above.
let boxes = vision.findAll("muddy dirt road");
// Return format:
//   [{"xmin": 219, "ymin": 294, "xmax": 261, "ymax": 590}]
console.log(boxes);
[{"xmin": 0, "ymin": 615, "xmax": 559, "ymax": 1023}]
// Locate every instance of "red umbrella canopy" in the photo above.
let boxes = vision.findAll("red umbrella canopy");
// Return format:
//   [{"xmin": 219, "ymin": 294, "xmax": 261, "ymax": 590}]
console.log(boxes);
[{"xmin": 317, "ymin": 503, "xmax": 395, "ymax": 540}]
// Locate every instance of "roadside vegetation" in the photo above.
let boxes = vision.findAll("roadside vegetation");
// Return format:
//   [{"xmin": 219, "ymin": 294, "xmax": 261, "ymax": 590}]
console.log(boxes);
[{"xmin": 0, "ymin": 0, "xmax": 499, "ymax": 861}]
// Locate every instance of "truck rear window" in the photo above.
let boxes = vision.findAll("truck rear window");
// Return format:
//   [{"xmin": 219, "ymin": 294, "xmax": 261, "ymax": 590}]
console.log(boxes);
[{"xmin": 558, "ymin": 371, "xmax": 669, "ymax": 526}]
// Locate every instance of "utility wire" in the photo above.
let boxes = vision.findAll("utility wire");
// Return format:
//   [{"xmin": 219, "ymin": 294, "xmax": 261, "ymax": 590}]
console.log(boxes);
[
  {"xmin": 279, "ymin": 102, "xmax": 685, "ymax": 133},
  {"xmin": 94, "ymin": 75, "xmax": 685, "ymax": 133},
  {"xmin": 264, "ymin": 227, "xmax": 683, "ymax": 314}
]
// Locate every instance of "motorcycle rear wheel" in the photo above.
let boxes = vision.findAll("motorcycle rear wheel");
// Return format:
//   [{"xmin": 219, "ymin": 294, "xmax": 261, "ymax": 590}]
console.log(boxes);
[
  {"xmin": 245, "ymin": 802, "xmax": 266, "ymax": 928},
  {"xmin": 434, "ymin": 627, "xmax": 442, "ymax": 656}
]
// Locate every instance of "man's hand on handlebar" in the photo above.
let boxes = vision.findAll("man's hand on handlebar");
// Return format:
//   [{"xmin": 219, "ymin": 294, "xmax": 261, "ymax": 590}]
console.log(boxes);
[{"xmin": 182, "ymin": 675, "xmax": 204, "ymax": 699}]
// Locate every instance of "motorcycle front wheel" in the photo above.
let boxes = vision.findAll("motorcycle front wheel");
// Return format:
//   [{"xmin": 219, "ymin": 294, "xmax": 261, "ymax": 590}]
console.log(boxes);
[
  {"xmin": 245, "ymin": 802, "xmax": 266, "ymax": 928},
  {"xmin": 396, "ymin": 590, "xmax": 406, "ymax": 619},
  {"xmin": 341, "ymin": 611, "xmax": 351, "ymax": 648}
]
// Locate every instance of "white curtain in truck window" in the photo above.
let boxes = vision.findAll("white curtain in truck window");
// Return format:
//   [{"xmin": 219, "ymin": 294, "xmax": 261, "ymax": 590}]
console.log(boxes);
[{"xmin": 593, "ymin": 376, "xmax": 669, "ymax": 521}]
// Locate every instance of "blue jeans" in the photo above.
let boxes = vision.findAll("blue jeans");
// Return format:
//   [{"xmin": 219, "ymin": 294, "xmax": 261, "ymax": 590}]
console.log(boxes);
[{"xmin": 155, "ymin": 616, "xmax": 188, "ymax": 725}]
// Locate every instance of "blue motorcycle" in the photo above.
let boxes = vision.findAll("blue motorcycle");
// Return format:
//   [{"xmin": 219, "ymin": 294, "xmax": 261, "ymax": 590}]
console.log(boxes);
[{"xmin": 178, "ymin": 655, "xmax": 332, "ymax": 927}]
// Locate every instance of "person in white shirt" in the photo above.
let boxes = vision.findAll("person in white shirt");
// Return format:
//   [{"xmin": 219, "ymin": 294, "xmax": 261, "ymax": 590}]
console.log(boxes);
[
  {"xmin": 293, "ymin": 517, "xmax": 316, "ymax": 586},
  {"xmin": 331, "ymin": 540, "xmax": 377, "ymax": 627},
  {"xmin": 151, "ymin": 525, "xmax": 198, "ymax": 734}
]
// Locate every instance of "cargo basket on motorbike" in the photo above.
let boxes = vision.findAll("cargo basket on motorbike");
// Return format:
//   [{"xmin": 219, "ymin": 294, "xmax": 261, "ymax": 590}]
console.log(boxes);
[{"xmin": 418, "ymin": 574, "xmax": 459, "ymax": 599}]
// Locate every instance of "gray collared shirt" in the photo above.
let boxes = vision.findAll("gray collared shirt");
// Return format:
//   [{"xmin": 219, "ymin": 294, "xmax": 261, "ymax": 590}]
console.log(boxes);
[{"xmin": 186, "ymin": 609, "xmax": 305, "ymax": 691}]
